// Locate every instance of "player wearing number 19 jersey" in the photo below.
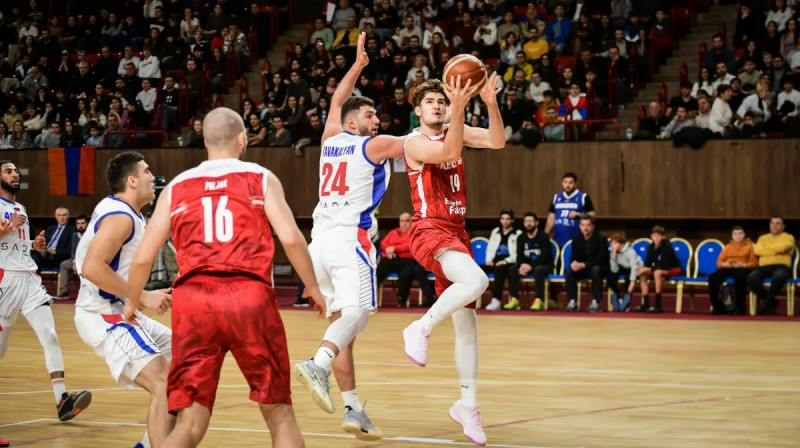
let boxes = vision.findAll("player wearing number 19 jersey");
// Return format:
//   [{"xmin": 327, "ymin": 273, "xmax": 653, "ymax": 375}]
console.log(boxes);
[
  {"xmin": 402, "ymin": 76, "xmax": 505, "ymax": 446},
  {"xmin": 293, "ymin": 31, "xmax": 408, "ymax": 442}
]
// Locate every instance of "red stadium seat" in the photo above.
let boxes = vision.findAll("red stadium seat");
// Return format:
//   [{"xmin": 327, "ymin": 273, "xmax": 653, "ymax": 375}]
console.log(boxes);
[
  {"xmin": 88, "ymin": 53, "xmax": 100, "ymax": 67},
  {"xmin": 679, "ymin": 63, "xmax": 688, "ymax": 85},
  {"xmin": 555, "ymin": 56, "xmax": 575, "ymax": 75},
  {"xmin": 698, "ymin": 42, "xmax": 707, "ymax": 71},
  {"xmin": 733, "ymin": 48, "xmax": 744, "ymax": 60}
]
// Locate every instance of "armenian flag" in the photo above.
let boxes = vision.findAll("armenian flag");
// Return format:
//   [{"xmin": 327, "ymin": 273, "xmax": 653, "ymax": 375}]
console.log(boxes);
[{"xmin": 48, "ymin": 147, "xmax": 95, "ymax": 195}]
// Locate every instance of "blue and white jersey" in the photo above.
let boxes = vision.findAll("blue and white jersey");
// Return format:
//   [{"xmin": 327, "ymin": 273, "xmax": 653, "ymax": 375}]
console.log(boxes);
[
  {"xmin": 75, "ymin": 196, "xmax": 146, "ymax": 314},
  {"xmin": 311, "ymin": 131, "xmax": 390, "ymax": 240},
  {"xmin": 551, "ymin": 189, "xmax": 589, "ymax": 247},
  {"xmin": 0, "ymin": 198, "xmax": 36, "ymax": 272}
]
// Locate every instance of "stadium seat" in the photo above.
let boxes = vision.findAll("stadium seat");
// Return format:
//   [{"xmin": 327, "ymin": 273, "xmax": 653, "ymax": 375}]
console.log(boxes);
[
  {"xmin": 670, "ymin": 239, "xmax": 724, "ymax": 313},
  {"xmin": 670, "ymin": 238, "xmax": 692, "ymax": 274},
  {"xmin": 555, "ymin": 56, "xmax": 575, "ymax": 75},
  {"xmin": 632, "ymin": 238, "xmax": 650, "ymax": 261},
  {"xmin": 470, "ymin": 237, "xmax": 490, "ymax": 308},
  {"xmin": 546, "ymin": 239, "xmax": 572, "ymax": 310},
  {"xmin": 748, "ymin": 248, "xmax": 798, "ymax": 316},
  {"xmin": 377, "ymin": 272, "xmax": 399, "ymax": 307}
]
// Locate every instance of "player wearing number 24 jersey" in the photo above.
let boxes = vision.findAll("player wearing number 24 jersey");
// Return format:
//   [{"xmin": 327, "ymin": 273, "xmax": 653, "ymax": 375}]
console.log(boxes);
[
  {"xmin": 402, "ymin": 74, "xmax": 506, "ymax": 446},
  {"xmin": 124, "ymin": 108, "xmax": 324, "ymax": 448},
  {"xmin": 294, "ymin": 31, "xmax": 409, "ymax": 441}
]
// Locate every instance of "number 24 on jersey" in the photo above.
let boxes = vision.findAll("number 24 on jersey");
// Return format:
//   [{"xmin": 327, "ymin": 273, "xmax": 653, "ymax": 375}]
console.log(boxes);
[{"xmin": 321, "ymin": 162, "xmax": 349, "ymax": 196}]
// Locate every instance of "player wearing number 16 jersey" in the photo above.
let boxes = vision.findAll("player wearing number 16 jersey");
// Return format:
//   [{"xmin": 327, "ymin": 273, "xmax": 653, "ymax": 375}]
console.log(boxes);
[
  {"xmin": 293, "ymin": 32, "xmax": 408, "ymax": 441},
  {"xmin": 402, "ymin": 75, "xmax": 505, "ymax": 446},
  {"xmin": 124, "ymin": 107, "xmax": 324, "ymax": 448}
]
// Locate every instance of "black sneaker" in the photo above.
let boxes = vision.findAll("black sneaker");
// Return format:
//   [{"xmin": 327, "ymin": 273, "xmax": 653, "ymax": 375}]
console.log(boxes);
[
  {"xmin": 57, "ymin": 390, "xmax": 92, "ymax": 422},
  {"xmin": 757, "ymin": 299, "xmax": 778, "ymax": 316},
  {"xmin": 292, "ymin": 298, "xmax": 310, "ymax": 307},
  {"xmin": 645, "ymin": 305, "xmax": 662, "ymax": 314}
]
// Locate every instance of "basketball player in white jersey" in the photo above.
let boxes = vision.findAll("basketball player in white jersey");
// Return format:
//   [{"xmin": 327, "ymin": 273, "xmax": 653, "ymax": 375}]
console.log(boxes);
[
  {"xmin": 0, "ymin": 160, "xmax": 93, "ymax": 426},
  {"xmin": 292, "ymin": 32, "xmax": 408, "ymax": 440},
  {"xmin": 74, "ymin": 152, "xmax": 174, "ymax": 448},
  {"xmin": 402, "ymin": 73, "xmax": 504, "ymax": 445}
]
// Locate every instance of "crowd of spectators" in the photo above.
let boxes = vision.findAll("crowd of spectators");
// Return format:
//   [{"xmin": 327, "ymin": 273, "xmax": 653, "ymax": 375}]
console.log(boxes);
[
  {"xmin": 639, "ymin": 0, "xmax": 800, "ymax": 141},
  {"xmin": 0, "ymin": 0, "xmax": 270, "ymax": 149}
]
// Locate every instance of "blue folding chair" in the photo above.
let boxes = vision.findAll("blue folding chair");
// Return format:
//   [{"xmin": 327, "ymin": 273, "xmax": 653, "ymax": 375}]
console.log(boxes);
[
  {"xmin": 749, "ymin": 248, "xmax": 798, "ymax": 316},
  {"xmin": 546, "ymin": 240, "xmax": 572, "ymax": 310},
  {"xmin": 470, "ymin": 237, "xmax": 490, "ymax": 308},
  {"xmin": 632, "ymin": 238, "xmax": 651, "ymax": 263},
  {"xmin": 670, "ymin": 239, "xmax": 724, "ymax": 314}
]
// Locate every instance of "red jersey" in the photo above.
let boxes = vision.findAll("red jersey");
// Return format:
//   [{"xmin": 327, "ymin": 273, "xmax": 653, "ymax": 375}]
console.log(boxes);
[
  {"xmin": 405, "ymin": 125, "xmax": 467, "ymax": 225},
  {"xmin": 167, "ymin": 159, "xmax": 275, "ymax": 287}
]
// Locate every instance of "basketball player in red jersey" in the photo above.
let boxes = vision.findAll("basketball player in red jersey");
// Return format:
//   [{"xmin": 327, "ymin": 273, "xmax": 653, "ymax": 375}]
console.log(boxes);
[
  {"xmin": 402, "ymin": 73, "xmax": 504, "ymax": 446},
  {"xmin": 123, "ymin": 107, "xmax": 325, "ymax": 448}
]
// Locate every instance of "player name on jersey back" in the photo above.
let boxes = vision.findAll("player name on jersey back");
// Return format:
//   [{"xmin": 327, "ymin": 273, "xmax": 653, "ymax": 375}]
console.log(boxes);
[{"xmin": 312, "ymin": 131, "xmax": 390, "ymax": 240}]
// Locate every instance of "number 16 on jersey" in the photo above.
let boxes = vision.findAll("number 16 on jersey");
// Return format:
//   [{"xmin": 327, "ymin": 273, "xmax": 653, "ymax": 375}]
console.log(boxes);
[{"xmin": 201, "ymin": 195, "xmax": 233, "ymax": 243}]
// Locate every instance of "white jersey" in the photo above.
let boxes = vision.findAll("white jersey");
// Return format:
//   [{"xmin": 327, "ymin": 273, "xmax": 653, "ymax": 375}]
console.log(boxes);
[
  {"xmin": 0, "ymin": 197, "xmax": 37, "ymax": 272},
  {"xmin": 311, "ymin": 131, "xmax": 390, "ymax": 240},
  {"xmin": 75, "ymin": 196, "xmax": 147, "ymax": 314}
]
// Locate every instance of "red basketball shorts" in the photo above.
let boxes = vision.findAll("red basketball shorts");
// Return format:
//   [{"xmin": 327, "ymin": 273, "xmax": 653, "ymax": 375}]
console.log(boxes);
[
  {"xmin": 168, "ymin": 274, "xmax": 291, "ymax": 413},
  {"xmin": 409, "ymin": 218, "xmax": 473, "ymax": 297}
]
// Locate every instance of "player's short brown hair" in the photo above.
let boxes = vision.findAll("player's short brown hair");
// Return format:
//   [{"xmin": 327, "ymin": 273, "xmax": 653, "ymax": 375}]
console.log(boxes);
[
  {"xmin": 341, "ymin": 96, "xmax": 374, "ymax": 122},
  {"xmin": 412, "ymin": 79, "xmax": 450, "ymax": 107},
  {"xmin": 107, "ymin": 152, "xmax": 145, "ymax": 194}
]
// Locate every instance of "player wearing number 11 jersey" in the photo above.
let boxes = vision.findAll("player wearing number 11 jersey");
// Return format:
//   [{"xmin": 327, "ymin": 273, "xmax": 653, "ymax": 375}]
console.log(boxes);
[
  {"xmin": 293, "ymin": 32, "xmax": 408, "ymax": 441},
  {"xmin": 402, "ymin": 74, "xmax": 505, "ymax": 446}
]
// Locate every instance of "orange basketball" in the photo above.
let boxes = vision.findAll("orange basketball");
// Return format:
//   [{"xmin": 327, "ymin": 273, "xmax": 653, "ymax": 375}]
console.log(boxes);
[{"xmin": 442, "ymin": 54, "xmax": 487, "ymax": 91}]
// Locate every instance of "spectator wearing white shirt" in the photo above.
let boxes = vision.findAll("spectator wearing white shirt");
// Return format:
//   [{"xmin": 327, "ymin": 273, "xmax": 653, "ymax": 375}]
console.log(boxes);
[
  {"xmin": 765, "ymin": 0, "xmax": 793, "ymax": 32},
  {"xmin": 18, "ymin": 19, "xmax": 39, "ymax": 43},
  {"xmin": 180, "ymin": 8, "xmax": 200, "ymax": 44},
  {"xmin": 473, "ymin": 13, "xmax": 498, "ymax": 58},
  {"xmin": 143, "ymin": 0, "xmax": 164, "ymax": 19},
  {"xmin": 736, "ymin": 83, "xmax": 771, "ymax": 125},
  {"xmin": 776, "ymin": 77, "xmax": 800, "ymax": 116},
  {"xmin": 422, "ymin": 21, "xmax": 446, "ymax": 49},
  {"xmin": 789, "ymin": 50, "xmax": 800, "ymax": 71},
  {"xmin": 398, "ymin": 15, "xmax": 422, "ymax": 47},
  {"xmin": 528, "ymin": 72, "xmax": 551, "ymax": 103},
  {"xmin": 660, "ymin": 106, "xmax": 696, "ymax": 137},
  {"xmin": 117, "ymin": 46, "xmax": 141, "ymax": 76},
  {"xmin": 709, "ymin": 85, "xmax": 733, "ymax": 135},
  {"xmin": 135, "ymin": 79, "xmax": 157, "ymax": 114},
  {"xmin": 137, "ymin": 47, "xmax": 161, "ymax": 80},
  {"xmin": 695, "ymin": 96, "xmax": 712, "ymax": 129},
  {"xmin": 711, "ymin": 62, "xmax": 735, "ymax": 96}
]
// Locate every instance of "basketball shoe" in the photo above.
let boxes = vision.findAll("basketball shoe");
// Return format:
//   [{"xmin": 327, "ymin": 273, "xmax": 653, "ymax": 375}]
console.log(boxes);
[
  {"xmin": 57, "ymin": 390, "xmax": 92, "ymax": 422},
  {"xmin": 402, "ymin": 320, "xmax": 430, "ymax": 367},
  {"xmin": 449, "ymin": 400, "xmax": 487, "ymax": 446},
  {"xmin": 502, "ymin": 297, "xmax": 520, "ymax": 310},
  {"xmin": 293, "ymin": 360, "xmax": 335, "ymax": 413},
  {"xmin": 341, "ymin": 406, "xmax": 383, "ymax": 441},
  {"xmin": 0, "ymin": 437, "xmax": 9, "ymax": 447}
]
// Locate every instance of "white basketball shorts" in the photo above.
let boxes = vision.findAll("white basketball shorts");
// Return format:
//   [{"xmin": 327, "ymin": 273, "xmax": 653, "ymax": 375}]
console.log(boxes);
[{"xmin": 0, "ymin": 271, "xmax": 52, "ymax": 329}]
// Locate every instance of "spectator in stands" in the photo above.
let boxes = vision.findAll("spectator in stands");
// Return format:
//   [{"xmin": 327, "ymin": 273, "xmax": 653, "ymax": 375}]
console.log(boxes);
[
  {"xmin": 398, "ymin": 15, "xmax": 422, "ymax": 48},
  {"xmin": 187, "ymin": 118, "xmax": 204, "ymax": 148},
  {"xmin": 18, "ymin": 18, "xmax": 39, "ymax": 43},
  {"xmin": 522, "ymin": 28, "xmax": 547, "ymax": 64},
  {"xmin": 422, "ymin": 21, "xmax": 447, "ymax": 51},
  {"xmin": 34, "ymin": 121, "xmax": 61, "ymax": 148},
  {"xmin": 483, "ymin": 209, "xmax": 523, "ymax": 312},
  {"xmin": 704, "ymin": 33, "xmax": 736, "ymax": 73},
  {"xmin": 635, "ymin": 226, "xmax": 681, "ymax": 313},
  {"xmin": 22, "ymin": 104, "xmax": 44, "ymax": 136},
  {"xmin": 333, "ymin": 16, "xmax": 360, "ymax": 50},
  {"xmin": 709, "ymin": 84, "xmax": 733, "ymax": 135},
  {"xmin": 748, "ymin": 217, "xmax": 795, "ymax": 315},
  {"xmin": 546, "ymin": 172, "xmax": 595, "ymax": 247},
  {"xmin": 606, "ymin": 46, "xmax": 628, "ymax": 109},
  {"xmin": 564, "ymin": 214, "xmax": 607, "ymax": 313},
  {"xmin": 246, "ymin": 113, "xmax": 267, "ymax": 147},
  {"xmin": 138, "ymin": 46, "xmax": 161, "ymax": 81},
  {"xmin": 203, "ymin": 3, "xmax": 230, "ymax": 39},
  {"xmin": 773, "ymin": 77, "xmax": 800, "ymax": 129},
  {"xmin": 21, "ymin": 66, "xmax": 48, "ymax": 101},
  {"xmin": 310, "ymin": 18, "xmax": 334, "ymax": 51},
  {"xmin": 159, "ymin": 75, "xmax": 179, "ymax": 130},
  {"xmin": 100, "ymin": 12, "xmax": 123, "ymax": 51},
  {"xmin": 453, "ymin": 12, "xmax": 477, "ymax": 52},
  {"xmin": 501, "ymin": 88, "xmax": 526, "ymax": 139},
  {"xmin": 332, "ymin": 0, "xmax": 356, "ymax": 31},
  {"xmin": 660, "ymin": 106, "xmax": 695, "ymax": 138},
  {"xmin": 266, "ymin": 115, "xmax": 292, "ymax": 146},
  {"xmin": 707, "ymin": 226, "xmax": 757, "ymax": 315},
  {"xmin": 736, "ymin": 82, "xmax": 771, "ymax": 132},
  {"xmin": 781, "ymin": 19, "xmax": 797, "ymax": 58},
  {"xmin": 118, "ymin": 45, "xmax": 141, "ymax": 76},
  {"xmin": 694, "ymin": 96, "xmax": 712, "ymax": 129},
  {"xmin": 135, "ymin": 79, "xmax": 156, "ymax": 116},
  {"xmin": 376, "ymin": 212, "xmax": 436, "ymax": 308},
  {"xmin": 404, "ymin": 35, "xmax": 425, "ymax": 61},
  {"xmin": 375, "ymin": 0, "xmax": 399, "ymax": 41},
  {"xmin": 738, "ymin": 58, "xmax": 762, "ymax": 95},
  {"xmin": 498, "ymin": 12, "xmax": 521, "ymax": 46},
  {"xmin": 3, "ymin": 104, "xmax": 23, "ymax": 130},
  {"xmin": 54, "ymin": 212, "xmax": 87, "ymax": 299},
  {"xmin": 711, "ymin": 62, "xmax": 736, "ymax": 96},
  {"xmin": 610, "ymin": 0, "xmax": 632, "ymax": 28},
  {"xmin": 61, "ymin": 119, "xmax": 82, "ymax": 146},
  {"xmin": 120, "ymin": 63, "xmax": 143, "ymax": 99},
  {"xmin": 608, "ymin": 233, "xmax": 644, "ymax": 312},
  {"xmin": 527, "ymin": 72, "xmax": 552, "ymax": 103},
  {"xmin": 92, "ymin": 47, "xmax": 116, "ymax": 89},
  {"xmin": 79, "ymin": 97, "xmax": 107, "ymax": 129},
  {"xmin": 637, "ymin": 102, "xmax": 669, "ymax": 139},
  {"xmin": 559, "ymin": 83, "xmax": 587, "ymax": 121},
  {"xmin": 514, "ymin": 212, "xmax": 553, "ymax": 311},
  {"xmin": 766, "ymin": 0, "xmax": 792, "ymax": 32},
  {"xmin": 547, "ymin": 3, "xmax": 572, "ymax": 57},
  {"xmin": 183, "ymin": 58, "xmax": 203, "ymax": 116},
  {"xmin": 9, "ymin": 120, "xmax": 32, "ymax": 149},
  {"xmin": 282, "ymin": 95, "xmax": 306, "ymax": 142},
  {"xmin": 85, "ymin": 124, "xmax": 103, "ymax": 146},
  {"xmin": 103, "ymin": 113, "xmax": 125, "ymax": 148},
  {"xmin": 0, "ymin": 123, "xmax": 10, "ymax": 149},
  {"xmin": 32, "ymin": 207, "xmax": 76, "ymax": 272},
  {"xmin": 386, "ymin": 87, "xmax": 413, "ymax": 131},
  {"xmin": 474, "ymin": 13, "xmax": 498, "ymax": 58},
  {"xmin": 727, "ymin": 78, "xmax": 746, "ymax": 112},
  {"xmin": 733, "ymin": 4, "xmax": 764, "ymax": 49},
  {"xmin": 287, "ymin": 70, "xmax": 312, "ymax": 107},
  {"xmin": 180, "ymin": 8, "xmax": 200, "ymax": 44},
  {"xmin": 294, "ymin": 112, "xmax": 324, "ymax": 157},
  {"xmin": 405, "ymin": 55, "xmax": 430, "ymax": 90},
  {"xmin": 667, "ymin": 82, "xmax": 699, "ymax": 118},
  {"xmin": 770, "ymin": 56, "xmax": 790, "ymax": 96}
]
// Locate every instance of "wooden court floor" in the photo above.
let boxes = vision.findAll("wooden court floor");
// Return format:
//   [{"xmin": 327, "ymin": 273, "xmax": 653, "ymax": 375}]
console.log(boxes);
[{"xmin": 1, "ymin": 304, "xmax": 799, "ymax": 448}]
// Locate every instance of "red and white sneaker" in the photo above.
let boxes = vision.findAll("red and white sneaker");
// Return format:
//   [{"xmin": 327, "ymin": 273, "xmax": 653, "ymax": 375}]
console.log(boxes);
[
  {"xmin": 402, "ymin": 320, "xmax": 430, "ymax": 367},
  {"xmin": 449, "ymin": 400, "xmax": 487, "ymax": 446}
]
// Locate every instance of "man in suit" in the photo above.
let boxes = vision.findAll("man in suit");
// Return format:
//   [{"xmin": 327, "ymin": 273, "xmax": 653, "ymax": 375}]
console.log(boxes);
[
  {"xmin": 32, "ymin": 207, "xmax": 76, "ymax": 272},
  {"xmin": 564, "ymin": 214, "xmax": 608, "ymax": 313},
  {"xmin": 54, "ymin": 214, "xmax": 88, "ymax": 299}
]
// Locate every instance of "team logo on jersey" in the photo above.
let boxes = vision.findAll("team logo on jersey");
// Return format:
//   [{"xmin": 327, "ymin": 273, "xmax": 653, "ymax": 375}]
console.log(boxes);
[
  {"xmin": 437, "ymin": 157, "xmax": 463, "ymax": 170},
  {"xmin": 0, "ymin": 242, "xmax": 30, "ymax": 254}
]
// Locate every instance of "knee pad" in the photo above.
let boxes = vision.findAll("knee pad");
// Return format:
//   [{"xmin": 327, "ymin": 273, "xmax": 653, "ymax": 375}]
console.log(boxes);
[{"xmin": 323, "ymin": 307, "xmax": 369, "ymax": 351}]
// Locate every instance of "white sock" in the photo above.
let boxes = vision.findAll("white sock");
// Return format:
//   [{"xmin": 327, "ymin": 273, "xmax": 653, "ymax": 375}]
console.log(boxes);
[
  {"xmin": 460, "ymin": 379, "xmax": 477, "ymax": 407},
  {"xmin": 341, "ymin": 389, "xmax": 363, "ymax": 412},
  {"xmin": 52, "ymin": 378, "xmax": 67, "ymax": 403},
  {"xmin": 420, "ymin": 251, "xmax": 488, "ymax": 332},
  {"xmin": 139, "ymin": 431, "xmax": 152, "ymax": 448},
  {"xmin": 313, "ymin": 346, "xmax": 336, "ymax": 370}
]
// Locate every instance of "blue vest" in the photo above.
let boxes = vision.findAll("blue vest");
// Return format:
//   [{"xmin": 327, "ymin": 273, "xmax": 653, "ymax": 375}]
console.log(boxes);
[{"xmin": 552, "ymin": 190, "xmax": 587, "ymax": 247}]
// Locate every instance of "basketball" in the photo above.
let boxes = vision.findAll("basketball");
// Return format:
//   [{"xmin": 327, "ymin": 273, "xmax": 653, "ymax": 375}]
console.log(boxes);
[{"xmin": 442, "ymin": 54, "xmax": 487, "ymax": 91}]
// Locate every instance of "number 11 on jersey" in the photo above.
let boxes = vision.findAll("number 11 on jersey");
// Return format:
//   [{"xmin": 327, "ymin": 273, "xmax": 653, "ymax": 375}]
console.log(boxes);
[{"xmin": 201, "ymin": 195, "xmax": 234, "ymax": 243}]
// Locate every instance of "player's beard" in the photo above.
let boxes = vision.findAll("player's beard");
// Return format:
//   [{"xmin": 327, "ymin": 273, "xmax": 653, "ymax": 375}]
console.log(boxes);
[
  {"xmin": 357, "ymin": 123, "xmax": 372, "ymax": 137},
  {"xmin": 0, "ymin": 180, "xmax": 20, "ymax": 194}
]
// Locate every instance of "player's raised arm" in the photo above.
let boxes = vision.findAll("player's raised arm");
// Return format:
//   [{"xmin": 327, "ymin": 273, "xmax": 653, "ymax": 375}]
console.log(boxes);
[
  {"xmin": 323, "ymin": 32, "xmax": 370, "ymax": 142},
  {"xmin": 365, "ymin": 134, "xmax": 407, "ymax": 160},
  {"xmin": 406, "ymin": 75, "xmax": 479, "ymax": 165},
  {"xmin": 263, "ymin": 172, "xmax": 326, "ymax": 315},
  {"xmin": 124, "ymin": 190, "xmax": 174, "ymax": 322},
  {"xmin": 82, "ymin": 214, "xmax": 136, "ymax": 300},
  {"xmin": 463, "ymin": 72, "xmax": 505, "ymax": 149}
]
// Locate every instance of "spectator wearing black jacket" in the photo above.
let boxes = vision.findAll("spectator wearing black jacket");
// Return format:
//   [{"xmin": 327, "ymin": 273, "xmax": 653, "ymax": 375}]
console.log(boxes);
[
  {"xmin": 565, "ymin": 214, "xmax": 608, "ymax": 313},
  {"xmin": 514, "ymin": 212, "xmax": 554, "ymax": 311},
  {"xmin": 634, "ymin": 226, "xmax": 682, "ymax": 313},
  {"xmin": 636, "ymin": 102, "xmax": 670, "ymax": 139}
]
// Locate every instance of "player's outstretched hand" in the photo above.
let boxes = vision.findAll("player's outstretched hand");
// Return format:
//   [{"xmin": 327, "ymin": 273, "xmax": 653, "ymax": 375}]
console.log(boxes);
[
  {"xmin": 32, "ymin": 230, "xmax": 46, "ymax": 251},
  {"xmin": 479, "ymin": 72, "xmax": 501, "ymax": 106},
  {"xmin": 302, "ymin": 285, "xmax": 327, "ymax": 319},
  {"xmin": 141, "ymin": 288, "xmax": 173, "ymax": 315},
  {"xmin": 355, "ymin": 32, "xmax": 368, "ymax": 68},
  {"xmin": 443, "ymin": 75, "xmax": 480, "ymax": 108}
]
